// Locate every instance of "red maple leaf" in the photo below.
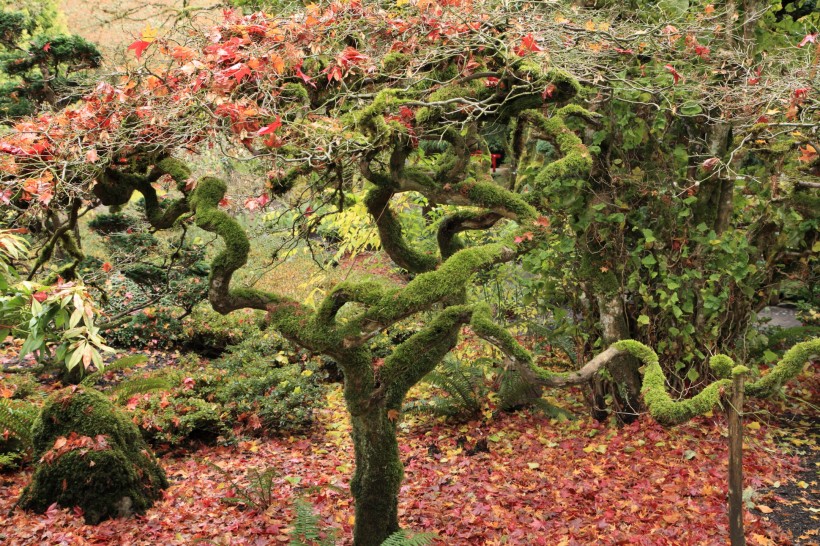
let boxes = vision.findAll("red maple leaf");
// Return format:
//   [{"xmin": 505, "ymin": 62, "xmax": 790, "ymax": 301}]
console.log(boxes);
[
  {"xmin": 43, "ymin": 42, "xmax": 51, "ymax": 52},
  {"xmin": 794, "ymin": 87, "xmax": 810, "ymax": 99},
  {"xmin": 257, "ymin": 116, "xmax": 282, "ymax": 135},
  {"xmin": 542, "ymin": 83, "xmax": 557, "ymax": 99},
  {"xmin": 665, "ymin": 64, "xmax": 681, "ymax": 85},
  {"xmin": 294, "ymin": 64, "xmax": 316, "ymax": 88},
  {"xmin": 225, "ymin": 63, "xmax": 252, "ymax": 83},
  {"xmin": 514, "ymin": 231, "xmax": 534, "ymax": 244},
  {"xmin": 798, "ymin": 145, "xmax": 817, "ymax": 162},
  {"xmin": 128, "ymin": 40, "xmax": 152, "ymax": 60},
  {"xmin": 338, "ymin": 46, "xmax": 368, "ymax": 68},
  {"xmin": 515, "ymin": 34, "xmax": 543, "ymax": 56}
]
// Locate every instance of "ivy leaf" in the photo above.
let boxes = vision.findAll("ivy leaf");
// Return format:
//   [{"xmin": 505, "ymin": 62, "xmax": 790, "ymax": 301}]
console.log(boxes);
[{"xmin": 637, "ymin": 314, "xmax": 650, "ymax": 326}]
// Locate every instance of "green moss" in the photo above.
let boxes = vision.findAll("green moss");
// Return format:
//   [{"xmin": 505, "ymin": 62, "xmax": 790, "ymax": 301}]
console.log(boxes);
[
  {"xmin": 364, "ymin": 186, "xmax": 439, "ymax": 273},
  {"xmin": 92, "ymin": 171, "xmax": 136, "ymax": 206},
  {"xmin": 381, "ymin": 52, "xmax": 410, "ymax": 73},
  {"xmin": 317, "ymin": 280, "xmax": 387, "ymax": 325},
  {"xmin": 280, "ymin": 82, "xmax": 309, "ymax": 103},
  {"xmin": 612, "ymin": 340, "xmax": 730, "ymax": 425},
  {"xmin": 189, "ymin": 176, "xmax": 279, "ymax": 313},
  {"xmin": 458, "ymin": 181, "xmax": 537, "ymax": 220},
  {"xmin": 709, "ymin": 354, "xmax": 735, "ymax": 379},
  {"xmin": 382, "ymin": 305, "xmax": 472, "ymax": 407},
  {"xmin": 156, "ymin": 157, "xmax": 192, "ymax": 191},
  {"xmin": 745, "ymin": 337, "xmax": 819, "ymax": 397},
  {"xmin": 19, "ymin": 387, "xmax": 167, "ymax": 524},
  {"xmin": 579, "ymin": 256, "xmax": 619, "ymax": 295}
]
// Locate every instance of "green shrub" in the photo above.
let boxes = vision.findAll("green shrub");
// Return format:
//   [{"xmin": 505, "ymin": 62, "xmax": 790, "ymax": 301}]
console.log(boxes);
[
  {"xmin": 112, "ymin": 335, "xmax": 325, "ymax": 444},
  {"xmin": 213, "ymin": 362, "xmax": 325, "ymax": 434},
  {"xmin": 180, "ymin": 305, "xmax": 263, "ymax": 356},
  {"xmin": 404, "ymin": 356, "xmax": 488, "ymax": 421},
  {"xmin": 129, "ymin": 392, "xmax": 229, "ymax": 447},
  {"xmin": 86, "ymin": 213, "xmax": 133, "ymax": 235},
  {"xmin": 105, "ymin": 306, "xmax": 186, "ymax": 349}
]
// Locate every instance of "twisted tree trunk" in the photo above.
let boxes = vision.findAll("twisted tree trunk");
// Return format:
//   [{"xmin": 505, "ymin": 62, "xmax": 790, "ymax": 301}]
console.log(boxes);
[{"xmin": 350, "ymin": 408, "xmax": 402, "ymax": 546}]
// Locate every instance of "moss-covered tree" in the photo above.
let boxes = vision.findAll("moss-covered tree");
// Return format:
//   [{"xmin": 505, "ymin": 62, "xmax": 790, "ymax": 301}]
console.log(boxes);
[
  {"xmin": 484, "ymin": 0, "xmax": 820, "ymax": 422},
  {"xmin": 1, "ymin": 2, "xmax": 817, "ymax": 544}
]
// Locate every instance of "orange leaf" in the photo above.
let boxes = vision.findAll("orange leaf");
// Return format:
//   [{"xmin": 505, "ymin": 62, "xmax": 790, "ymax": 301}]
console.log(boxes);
[
  {"xmin": 798, "ymin": 145, "xmax": 817, "ymax": 162},
  {"xmin": 387, "ymin": 409, "xmax": 400, "ymax": 422}
]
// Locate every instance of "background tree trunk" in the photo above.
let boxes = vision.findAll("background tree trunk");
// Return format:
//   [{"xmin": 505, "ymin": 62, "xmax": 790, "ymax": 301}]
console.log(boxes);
[{"xmin": 592, "ymin": 294, "xmax": 643, "ymax": 423}]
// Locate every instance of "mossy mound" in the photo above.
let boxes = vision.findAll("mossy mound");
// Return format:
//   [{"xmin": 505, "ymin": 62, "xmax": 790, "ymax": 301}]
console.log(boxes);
[{"xmin": 19, "ymin": 386, "xmax": 168, "ymax": 524}]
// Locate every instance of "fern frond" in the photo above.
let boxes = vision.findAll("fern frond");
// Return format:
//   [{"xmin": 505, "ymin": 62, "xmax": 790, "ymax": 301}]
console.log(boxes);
[
  {"xmin": 0, "ymin": 398, "xmax": 37, "ymax": 447},
  {"xmin": 0, "ymin": 451, "xmax": 22, "ymax": 470},
  {"xmin": 80, "ymin": 354, "xmax": 149, "ymax": 386},
  {"xmin": 289, "ymin": 497, "xmax": 337, "ymax": 545},
  {"xmin": 380, "ymin": 530, "xmax": 438, "ymax": 546},
  {"xmin": 530, "ymin": 398, "xmax": 574, "ymax": 421},
  {"xmin": 405, "ymin": 356, "xmax": 484, "ymax": 420},
  {"xmin": 112, "ymin": 376, "xmax": 172, "ymax": 402}
]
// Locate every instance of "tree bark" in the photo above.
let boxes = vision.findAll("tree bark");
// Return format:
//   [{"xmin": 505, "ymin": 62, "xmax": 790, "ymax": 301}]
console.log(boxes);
[
  {"xmin": 350, "ymin": 408, "xmax": 402, "ymax": 546},
  {"xmin": 593, "ymin": 294, "xmax": 643, "ymax": 423}
]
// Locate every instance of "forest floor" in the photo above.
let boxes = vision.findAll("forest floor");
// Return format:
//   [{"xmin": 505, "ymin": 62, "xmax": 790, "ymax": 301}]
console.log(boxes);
[{"xmin": 0, "ymin": 347, "xmax": 817, "ymax": 546}]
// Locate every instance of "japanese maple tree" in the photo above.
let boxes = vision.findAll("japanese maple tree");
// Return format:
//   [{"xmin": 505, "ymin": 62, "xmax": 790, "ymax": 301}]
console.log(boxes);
[{"xmin": 1, "ymin": 1, "xmax": 817, "ymax": 544}]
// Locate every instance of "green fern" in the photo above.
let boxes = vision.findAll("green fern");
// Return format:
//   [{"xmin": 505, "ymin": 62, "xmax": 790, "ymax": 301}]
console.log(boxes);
[
  {"xmin": 0, "ymin": 398, "xmax": 38, "ymax": 469},
  {"xmin": 80, "ymin": 354, "xmax": 149, "ymax": 387},
  {"xmin": 405, "ymin": 356, "xmax": 485, "ymax": 420},
  {"xmin": 209, "ymin": 463, "xmax": 282, "ymax": 512},
  {"xmin": 380, "ymin": 530, "xmax": 438, "ymax": 546},
  {"xmin": 289, "ymin": 497, "xmax": 336, "ymax": 546},
  {"xmin": 0, "ymin": 398, "xmax": 36, "ymax": 446},
  {"xmin": 0, "ymin": 451, "xmax": 23, "ymax": 469},
  {"xmin": 112, "ymin": 376, "xmax": 173, "ymax": 403}
]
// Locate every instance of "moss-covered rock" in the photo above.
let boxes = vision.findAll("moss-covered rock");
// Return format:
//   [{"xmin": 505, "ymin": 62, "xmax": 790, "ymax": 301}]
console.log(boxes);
[{"xmin": 19, "ymin": 387, "xmax": 168, "ymax": 524}]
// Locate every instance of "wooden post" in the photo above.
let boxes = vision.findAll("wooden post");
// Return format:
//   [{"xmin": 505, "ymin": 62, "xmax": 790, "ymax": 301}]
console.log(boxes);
[{"xmin": 727, "ymin": 371, "xmax": 746, "ymax": 546}]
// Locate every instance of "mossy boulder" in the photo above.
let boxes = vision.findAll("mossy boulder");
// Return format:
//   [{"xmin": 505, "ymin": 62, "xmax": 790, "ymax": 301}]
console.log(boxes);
[{"xmin": 19, "ymin": 386, "xmax": 168, "ymax": 524}]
